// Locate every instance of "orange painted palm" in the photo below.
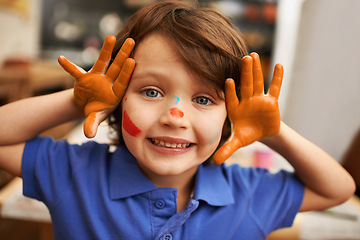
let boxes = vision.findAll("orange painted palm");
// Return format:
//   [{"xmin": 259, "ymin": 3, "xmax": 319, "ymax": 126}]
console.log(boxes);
[
  {"xmin": 213, "ymin": 53, "xmax": 283, "ymax": 165},
  {"xmin": 58, "ymin": 36, "xmax": 135, "ymax": 138}
]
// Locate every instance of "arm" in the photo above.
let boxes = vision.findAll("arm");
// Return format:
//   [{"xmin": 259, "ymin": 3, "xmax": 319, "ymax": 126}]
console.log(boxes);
[
  {"xmin": 0, "ymin": 89, "xmax": 83, "ymax": 176},
  {"xmin": 261, "ymin": 122, "xmax": 355, "ymax": 212},
  {"xmin": 214, "ymin": 52, "xmax": 355, "ymax": 211},
  {"xmin": 0, "ymin": 35, "xmax": 135, "ymax": 177}
]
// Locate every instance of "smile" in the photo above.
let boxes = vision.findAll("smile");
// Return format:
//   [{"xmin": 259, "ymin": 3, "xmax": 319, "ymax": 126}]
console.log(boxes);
[{"xmin": 151, "ymin": 139, "xmax": 191, "ymax": 148}]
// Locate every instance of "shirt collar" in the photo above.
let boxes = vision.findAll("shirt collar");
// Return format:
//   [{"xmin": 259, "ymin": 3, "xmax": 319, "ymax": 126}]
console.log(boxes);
[
  {"xmin": 193, "ymin": 163, "xmax": 235, "ymax": 206},
  {"xmin": 109, "ymin": 147, "xmax": 158, "ymax": 199},
  {"xmin": 109, "ymin": 147, "xmax": 235, "ymax": 206}
]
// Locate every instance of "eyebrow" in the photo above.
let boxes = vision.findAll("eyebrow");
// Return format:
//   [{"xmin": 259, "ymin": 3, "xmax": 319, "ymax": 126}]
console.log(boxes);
[{"xmin": 131, "ymin": 69, "xmax": 170, "ymax": 81}]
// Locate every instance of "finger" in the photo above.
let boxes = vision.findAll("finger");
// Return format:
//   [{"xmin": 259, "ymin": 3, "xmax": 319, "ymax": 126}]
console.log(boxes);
[
  {"xmin": 106, "ymin": 38, "xmax": 135, "ymax": 80},
  {"xmin": 240, "ymin": 56, "xmax": 253, "ymax": 100},
  {"xmin": 224, "ymin": 78, "xmax": 239, "ymax": 111},
  {"xmin": 83, "ymin": 112, "xmax": 98, "ymax": 138},
  {"xmin": 84, "ymin": 107, "xmax": 116, "ymax": 138},
  {"xmin": 268, "ymin": 64, "xmax": 284, "ymax": 100},
  {"xmin": 250, "ymin": 52, "xmax": 264, "ymax": 96},
  {"xmin": 213, "ymin": 137, "xmax": 242, "ymax": 165},
  {"xmin": 113, "ymin": 58, "xmax": 136, "ymax": 99},
  {"xmin": 58, "ymin": 56, "xmax": 85, "ymax": 79},
  {"xmin": 91, "ymin": 35, "xmax": 116, "ymax": 74}
]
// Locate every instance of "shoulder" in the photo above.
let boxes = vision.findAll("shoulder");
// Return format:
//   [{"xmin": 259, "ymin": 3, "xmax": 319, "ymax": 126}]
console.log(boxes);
[
  {"xmin": 219, "ymin": 164, "xmax": 304, "ymax": 206},
  {"xmin": 23, "ymin": 136, "xmax": 115, "ymax": 181},
  {"xmin": 24, "ymin": 136, "xmax": 111, "ymax": 159},
  {"xmin": 221, "ymin": 164, "xmax": 302, "ymax": 188}
]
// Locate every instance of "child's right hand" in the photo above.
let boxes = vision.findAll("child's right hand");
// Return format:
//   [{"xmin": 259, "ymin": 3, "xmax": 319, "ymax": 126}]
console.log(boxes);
[{"xmin": 58, "ymin": 36, "xmax": 135, "ymax": 138}]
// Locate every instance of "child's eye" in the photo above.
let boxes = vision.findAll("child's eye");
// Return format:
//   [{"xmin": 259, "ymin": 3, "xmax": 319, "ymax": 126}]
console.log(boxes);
[
  {"xmin": 144, "ymin": 89, "xmax": 162, "ymax": 98},
  {"xmin": 194, "ymin": 96, "xmax": 213, "ymax": 105}
]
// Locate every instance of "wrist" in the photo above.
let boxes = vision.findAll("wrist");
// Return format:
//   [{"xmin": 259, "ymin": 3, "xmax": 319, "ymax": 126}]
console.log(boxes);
[{"xmin": 259, "ymin": 121, "xmax": 285, "ymax": 148}]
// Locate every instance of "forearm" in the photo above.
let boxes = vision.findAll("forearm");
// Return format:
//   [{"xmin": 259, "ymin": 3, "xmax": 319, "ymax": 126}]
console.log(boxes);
[
  {"xmin": 261, "ymin": 122, "xmax": 355, "ymax": 208},
  {"xmin": 0, "ymin": 89, "xmax": 84, "ymax": 145}
]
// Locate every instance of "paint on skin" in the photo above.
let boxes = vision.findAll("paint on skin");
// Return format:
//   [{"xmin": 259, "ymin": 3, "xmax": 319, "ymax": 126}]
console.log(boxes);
[
  {"xmin": 123, "ymin": 110, "xmax": 141, "ymax": 137},
  {"xmin": 174, "ymin": 95, "xmax": 180, "ymax": 104},
  {"xmin": 170, "ymin": 107, "xmax": 184, "ymax": 118}
]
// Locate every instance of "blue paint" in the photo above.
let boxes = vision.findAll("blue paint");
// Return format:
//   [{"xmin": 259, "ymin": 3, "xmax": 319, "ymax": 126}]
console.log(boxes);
[{"xmin": 174, "ymin": 95, "xmax": 180, "ymax": 104}]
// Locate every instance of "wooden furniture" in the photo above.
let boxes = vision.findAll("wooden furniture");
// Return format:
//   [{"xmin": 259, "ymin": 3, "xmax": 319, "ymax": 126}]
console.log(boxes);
[{"xmin": 0, "ymin": 59, "xmax": 73, "ymax": 103}]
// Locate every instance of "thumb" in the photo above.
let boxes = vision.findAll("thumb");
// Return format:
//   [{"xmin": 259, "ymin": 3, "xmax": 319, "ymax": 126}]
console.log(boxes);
[
  {"xmin": 213, "ymin": 137, "xmax": 242, "ymax": 165},
  {"xmin": 83, "ymin": 106, "xmax": 118, "ymax": 138},
  {"xmin": 83, "ymin": 112, "xmax": 99, "ymax": 138},
  {"xmin": 58, "ymin": 55, "xmax": 85, "ymax": 79}
]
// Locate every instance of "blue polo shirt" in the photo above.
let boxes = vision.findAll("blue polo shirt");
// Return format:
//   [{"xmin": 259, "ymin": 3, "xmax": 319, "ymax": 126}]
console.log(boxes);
[{"xmin": 22, "ymin": 137, "xmax": 304, "ymax": 240}]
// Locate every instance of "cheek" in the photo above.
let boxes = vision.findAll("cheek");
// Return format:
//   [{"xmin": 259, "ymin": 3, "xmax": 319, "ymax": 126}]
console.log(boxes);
[
  {"xmin": 196, "ymin": 114, "xmax": 226, "ymax": 146},
  {"xmin": 199, "ymin": 105, "xmax": 227, "ymax": 146},
  {"xmin": 123, "ymin": 110, "xmax": 141, "ymax": 137},
  {"xmin": 121, "ymin": 99, "xmax": 157, "ymax": 139}
]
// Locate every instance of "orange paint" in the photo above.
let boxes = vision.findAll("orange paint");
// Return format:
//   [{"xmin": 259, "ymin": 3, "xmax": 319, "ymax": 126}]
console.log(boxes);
[
  {"xmin": 123, "ymin": 111, "xmax": 141, "ymax": 137},
  {"xmin": 58, "ymin": 36, "xmax": 135, "ymax": 138},
  {"xmin": 213, "ymin": 53, "xmax": 283, "ymax": 165},
  {"xmin": 170, "ymin": 108, "xmax": 184, "ymax": 118}
]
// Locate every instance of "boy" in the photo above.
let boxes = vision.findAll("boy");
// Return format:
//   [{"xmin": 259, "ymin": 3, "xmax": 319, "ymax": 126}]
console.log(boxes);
[{"xmin": 0, "ymin": 1, "xmax": 355, "ymax": 239}]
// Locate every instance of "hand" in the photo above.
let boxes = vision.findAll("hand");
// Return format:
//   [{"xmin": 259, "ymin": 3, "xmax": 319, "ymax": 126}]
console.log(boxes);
[
  {"xmin": 58, "ymin": 35, "xmax": 135, "ymax": 138},
  {"xmin": 213, "ymin": 53, "xmax": 283, "ymax": 165}
]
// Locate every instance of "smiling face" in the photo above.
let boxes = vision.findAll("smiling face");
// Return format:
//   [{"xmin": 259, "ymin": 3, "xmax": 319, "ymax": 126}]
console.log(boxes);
[{"xmin": 121, "ymin": 33, "xmax": 227, "ymax": 182}]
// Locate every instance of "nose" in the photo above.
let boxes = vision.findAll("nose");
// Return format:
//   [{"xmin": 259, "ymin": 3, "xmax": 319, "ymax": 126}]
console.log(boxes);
[
  {"xmin": 159, "ymin": 104, "xmax": 190, "ymax": 129},
  {"xmin": 170, "ymin": 107, "xmax": 184, "ymax": 118}
]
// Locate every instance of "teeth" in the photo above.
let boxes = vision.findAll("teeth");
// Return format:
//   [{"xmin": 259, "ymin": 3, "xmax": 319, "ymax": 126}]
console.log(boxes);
[{"xmin": 152, "ymin": 139, "xmax": 190, "ymax": 148}]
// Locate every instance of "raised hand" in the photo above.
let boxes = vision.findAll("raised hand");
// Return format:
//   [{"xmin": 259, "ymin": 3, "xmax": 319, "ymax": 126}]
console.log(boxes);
[
  {"xmin": 58, "ymin": 35, "xmax": 135, "ymax": 138},
  {"xmin": 213, "ymin": 53, "xmax": 283, "ymax": 165}
]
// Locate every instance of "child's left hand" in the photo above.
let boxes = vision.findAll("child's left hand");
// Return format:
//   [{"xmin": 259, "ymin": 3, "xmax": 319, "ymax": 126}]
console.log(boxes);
[{"xmin": 213, "ymin": 53, "xmax": 283, "ymax": 165}]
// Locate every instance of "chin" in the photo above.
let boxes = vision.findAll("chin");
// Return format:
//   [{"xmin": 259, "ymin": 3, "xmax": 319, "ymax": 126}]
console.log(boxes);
[
  {"xmin": 150, "ymin": 161, "xmax": 191, "ymax": 175},
  {"xmin": 140, "ymin": 157, "xmax": 198, "ymax": 177}
]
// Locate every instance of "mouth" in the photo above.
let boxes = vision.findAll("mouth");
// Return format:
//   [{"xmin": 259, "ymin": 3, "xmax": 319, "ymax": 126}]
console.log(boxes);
[
  {"xmin": 151, "ymin": 138, "xmax": 191, "ymax": 148},
  {"xmin": 148, "ymin": 137, "xmax": 194, "ymax": 155}
]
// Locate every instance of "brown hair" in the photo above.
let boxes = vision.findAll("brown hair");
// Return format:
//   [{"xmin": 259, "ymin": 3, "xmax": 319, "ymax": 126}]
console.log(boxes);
[{"xmin": 108, "ymin": 0, "xmax": 248, "ymax": 148}]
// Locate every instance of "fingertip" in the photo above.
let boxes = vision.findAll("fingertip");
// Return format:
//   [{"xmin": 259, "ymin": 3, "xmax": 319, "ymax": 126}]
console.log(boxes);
[
  {"xmin": 106, "ymin": 35, "xmax": 116, "ymax": 42},
  {"xmin": 274, "ymin": 63, "xmax": 284, "ymax": 76},
  {"xmin": 249, "ymin": 52, "xmax": 259, "ymax": 59},
  {"xmin": 213, "ymin": 153, "xmax": 226, "ymax": 165},
  {"xmin": 242, "ymin": 55, "xmax": 252, "ymax": 61},
  {"xmin": 125, "ymin": 57, "xmax": 136, "ymax": 66},
  {"xmin": 84, "ymin": 125, "xmax": 96, "ymax": 139},
  {"xmin": 225, "ymin": 78, "xmax": 234, "ymax": 84},
  {"xmin": 225, "ymin": 79, "xmax": 235, "ymax": 93},
  {"xmin": 241, "ymin": 55, "xmax": 253, "ymax": 67},
  {"xmin": 84, "ymin": 113, "xmax": 98, "ymax": 139},
  {"xmin": 125, "ymin": 38, "xmax": 135, "ymax": 47},
  {"xmin": 275, "ymin": 63, "xmax": 283, "ymax": 70},
  {"xmin": 57, "ymin": 55, "xmax": 65, "ymax": 63},
  {"xmin": 213, "ymin": 146, "xmax": 233, "ymax": 165}
]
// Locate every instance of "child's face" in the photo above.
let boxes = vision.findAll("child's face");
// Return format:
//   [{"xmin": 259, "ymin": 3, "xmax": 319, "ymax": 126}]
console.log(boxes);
[{"xmin": 121, "ymin": 33, "xmax": 227, "ymax": 180}]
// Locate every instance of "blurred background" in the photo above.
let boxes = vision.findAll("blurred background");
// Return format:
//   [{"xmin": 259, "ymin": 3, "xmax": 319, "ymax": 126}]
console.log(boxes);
[{"xmin": 0, "ymin": 0, "xmax": 359, "ymax": 239}]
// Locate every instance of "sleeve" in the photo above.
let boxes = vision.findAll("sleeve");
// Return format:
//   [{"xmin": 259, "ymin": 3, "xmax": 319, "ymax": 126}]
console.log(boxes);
[
  {"xmin": 21, "ymin": 136, "xmax": 106, "ymax": 211},
  {"xmin": 248, "ymin": 168, "xmax": 304, "ymax": 234}
]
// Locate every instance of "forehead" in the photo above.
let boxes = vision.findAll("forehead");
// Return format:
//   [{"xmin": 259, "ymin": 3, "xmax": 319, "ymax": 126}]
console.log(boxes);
[
  {"xmin": 131, "ymin": 32, "xmax": 224, "ymax": 99},
  {"xmin": 132, "ymin": 33, "xmax": 199, "ymax": 82},
  {"xmin": 134, "ymin": 33, "xmax": 182, "ymax": 64}
]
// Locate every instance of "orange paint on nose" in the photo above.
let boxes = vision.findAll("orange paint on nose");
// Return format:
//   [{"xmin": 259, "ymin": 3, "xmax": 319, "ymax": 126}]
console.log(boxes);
[
  {"xmin": 170, "ymin": 108, "xmax": 184, "ymax": 118},
  {"xmin": 123, "ymin": 110, "xmax": 141, "ymax": 137}
]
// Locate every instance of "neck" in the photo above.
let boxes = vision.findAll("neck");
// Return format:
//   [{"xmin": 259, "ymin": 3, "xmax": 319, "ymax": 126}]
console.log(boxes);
[{"xmin": 138, "ymin": 165, "xmax": 198, "ymax": 212}]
